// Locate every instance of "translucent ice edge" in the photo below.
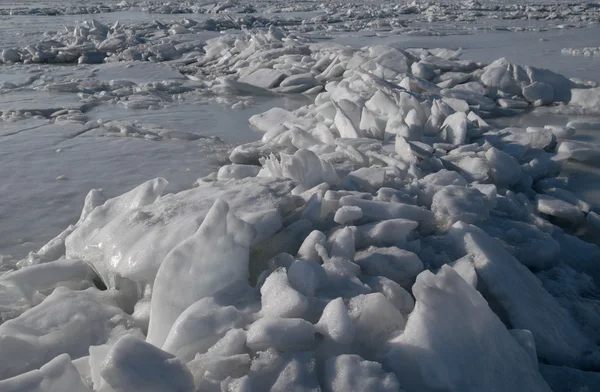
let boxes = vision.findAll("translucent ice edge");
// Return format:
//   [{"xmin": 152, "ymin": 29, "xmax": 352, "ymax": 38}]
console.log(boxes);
[{"xmin": 1, "ymin": 22, "xmax": 600, "ymax": 392}]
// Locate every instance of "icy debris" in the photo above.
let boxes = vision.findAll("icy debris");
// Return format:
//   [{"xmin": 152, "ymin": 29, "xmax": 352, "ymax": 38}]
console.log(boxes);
[
  {"xmin": 0, "ymin": 354, "xmax": 91, "ymax": 392},
  {"xmin": 451, "ymin": 223, "xmax": 596, "ymax": 367},
  {"xmin": 4, "ymin": 15, "xmax": 600, "ymax": 392},
  {"xmin": 384, "ymin": 265, "xmax": 552, "ymax": 392},
  {"xmin": 323, "ymin": 355, "xmax": 400, "ymax": 392},
  {"xmin": 0, "ymin": 288, "xmax": 137, "ymax": 381}
]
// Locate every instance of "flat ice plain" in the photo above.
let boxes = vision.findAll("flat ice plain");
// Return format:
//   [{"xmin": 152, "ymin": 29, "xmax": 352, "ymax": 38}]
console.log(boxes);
[{"xmin": 0, "ymin": 0, "xmax": 600, "ymax": 391}]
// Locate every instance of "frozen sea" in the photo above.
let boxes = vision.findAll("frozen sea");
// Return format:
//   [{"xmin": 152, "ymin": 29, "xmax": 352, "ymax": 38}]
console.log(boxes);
[
  {"xmin": 1, "ymin": 1, "xmax": 599, "ymax": 258},
  {"xmin": 1, "ymin": 1, "xmax": 600, "ymax": 391}
]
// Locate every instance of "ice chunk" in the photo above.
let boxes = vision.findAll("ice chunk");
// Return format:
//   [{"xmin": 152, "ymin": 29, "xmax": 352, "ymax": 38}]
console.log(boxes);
[
  {"xmin": 476, "ymin": 217, "xmax": 560, "ymax": 270},
  {"xmin": 384, "ymin": 265, "xmax": 552, "ymax": 392},
  {"xmin": 339, "ymin": 196, "xmax": 435, "ymax": 232},
  {"xmin": 431, "ymin": 186, "xmax": 489, "ymax": 229},
  {"xmin": 349, "ymin": 293, "xmax": 406, "ymax": 359},
  {"xmin": 161, "ymin": 297, "xmax": 248, "ymax": 362},
  {"xmin": 323, "ymin": 355, "xmax": 400, "ymax": 392},
  {"xmin": 334, "ymin": 206, "xmax": 364, "ymax": 225},
  {"xmin": 249, "ymin": 108, "xmax": 297, "ymax": 133},
  {"xmin": 569, "ymin": 87, "xmax": 600, "ymax": 109},
  {"xmin": 450, "ymin": 222, "xmax": 593, "ymax": 367},
  {"xmin": 147, "ymin": 199, "xmax": 255, "ymax": 348},
  {"xmin": 362, "ymin": 276, "xmax": 415, "ymax": 314},
  {"xmin": 355, "ymin": 247, "xmax": 424, "ymax": 287},
  {"xmin": 246, "ymin": 317, "xmax": 315, "ymax": 352},
  {"xmin": 225, "ymin": 350, "xmax": 319, "ymax": 392},
  {"xmin": 329, "ymin": 226, "xmax": 356, "ymax": 261},
  {"xmin": 315, "ymin": 298, "xmax": 354, "ymax": 344},
  {"xmin": 0, "ymin": 354, "xmax": 91, "ymax": 392},
  {"xmin": 101, "ymin": 335, "xmax": 194, "ymax": 392},
  {"xmin": 485, "ymin": 147, "xmax": 522, "ymax": 187},
  {"xmin": 287, "ymin": 259, "xmax": 328, "ymax": 297},
  {"xmin": 217, "ymin": 164, "xmax": 261, "ymax": 181},
  {"xmin": 536, "ymin": 194, "xmax": 584, "ymax": 223},
  {"xmin": 557, "ymin": 140, "xmax": 600, "ymax": 162},
  {"xmin": 67, "ymin": 177, "xmax": 291, "ymax": 293},
  {"xmin": 0, "ymin": 288, "xmax": 135, "ymax": 381},
  {"xmin": 354, "ymin": 219, "xmax": 419, "ymax": 249},
  {"xmin": 260, "ymin": 268, "xmax": 309, "ymax": 319},
  {"xmin": 450, "ymin": 255, "xmax": 478, "ymax": 288},
  {"xmin": 260, "ymin": 149, "xmax": 338, "ymax": 192},
  {"xmin": 0, "ymin": 258, "xmax": 96, "ymax": 321},
  {"xmin": 522, "ymin": 82, "xmax": 554, "ymax": 104},
  {"xmin": 239, "ymin": 68, "xmax": 287, "ymax": 89},
  {"xmin": 297, "ymin": 230, "xmax": 327, "ymax": 262},
  {"xmin": 251, "ymin": 219, "xmax": 314, "ymax": 280}
]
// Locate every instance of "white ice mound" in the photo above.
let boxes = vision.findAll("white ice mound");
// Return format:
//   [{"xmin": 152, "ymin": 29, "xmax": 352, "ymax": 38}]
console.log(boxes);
[
  {"xmin": 450, "ymin": 222, "xmax": 596, "ymax": 367},
  {"xmin": 101, "ymin": 335, "xmax": 194, "ymax": 392},
  {"xmin": 66, "ymin": 177, "xmax": 293, "ymax": 292},
  {"xmin": 0, "ymin": 287, "xmax": 136, "ymax": 381},
  {"xmin": 0, "ymin": 354, "xmax": 91, "ymax": 392},
  {"xmin": 146, "ymin": 199, "xmax": 255, "ymax": 348},
  {"xmin": 384, "ymin": 265, "xmax": 552, "ymax": 392}
]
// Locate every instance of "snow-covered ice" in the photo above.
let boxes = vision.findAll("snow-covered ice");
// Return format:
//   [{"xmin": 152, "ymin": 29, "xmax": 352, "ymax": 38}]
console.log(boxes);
[{"xmin": 1, "ymin": 1, "xmax": 600, "ymax": 391}]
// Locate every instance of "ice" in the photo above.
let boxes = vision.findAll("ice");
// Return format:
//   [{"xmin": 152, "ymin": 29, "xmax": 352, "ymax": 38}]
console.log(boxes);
[
  {"xmin": 0, "ymin": 287, "xmax": 136, "ymax": 381},
  {"xmin": 355, "ymin": 247, "xmax": 424, "ymax": 288},
  {"xmin": 315, "ymin": 297, "xmax": 354, "ymax": 344},
  {"xmin": 450, "ymin": 255, "xmax": 478, "ymax": 288},
  {"xmin": 0, "ymin": 258, "xmax": 96, "ymax": 322},
  {"xmin": 557, "ymin": 140, "xmax": 600, "ymax": 162},
  {"xmin": 450, "ymin": 222, "xmax": 595, "ymax": 367},
  {"xmin": 522, "ymin": 82, "xmax": 554, "ymax": 105},
  {"xmin": 145, "ymin": 199, "xmax": 254, "ymax": 348},
  {"xmin": 384, "ymin": 265, "xmax": 552, "ymax": 392},
  {"xmin": 260, "ymin": 268, "xmax": 309, "ymax": 319},
  {"xmin": 239, "ymin": 68, "xmax": 287, "ymax": 89},
  {"xmin": 66, "ymin": 177, "xmax": 292, "ymax": 292},
  {"xmin": 246, "ymin": 317, "xmax": 315, "ymax": 352},
  {"xmin": 349, "ymin": 293, "xmax": 406, "ymax": 359},
  {"xmin": 2, "ymin": 5, "xmax": 600, "ymax": 390},
  {"xmin": 249, "ymin": 107, "xmax": 298, "ymax": 133},
  {"xmin": 536, "ymin": 194, "xmax": 585, "ymax": 223},
  {"xmin": 539, "ymin": 364, "xmax": 600, "ymax": 392},
  {"xmin": 100, "ymin": 335, "xmax": 194, "ymax": 392},
  {"xmin": 0, "ymin": 354, "xmax": 91, "ymax": 392},
  {"xmin": 287, "ymin": 259, "xmax": 328, "ymax": 297},
  {"xmin": 431, "ymin": 185, "xmax": 489, "ymax": 229},
  {"xmin": 323, "ymin": 355, "xmax": 400, "ymax": 392},
  {"xmin": 485, "ymin": 147, "xmax": 522, "ymax": 188},
  {"xmin": 161, "ymin": 296, "xmax": 249, "ymax": 362}
]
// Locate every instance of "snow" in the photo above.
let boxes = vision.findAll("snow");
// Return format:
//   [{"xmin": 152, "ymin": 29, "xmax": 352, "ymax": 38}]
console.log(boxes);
[{"xmin": 1, "ymin": 1, "xmax": 600, "ymax": 391}]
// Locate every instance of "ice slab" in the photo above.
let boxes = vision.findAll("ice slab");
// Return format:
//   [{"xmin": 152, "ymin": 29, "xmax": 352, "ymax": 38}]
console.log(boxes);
[{"xmin": 384, "ymin": 265, "xmax": 552, "ymax": 392}]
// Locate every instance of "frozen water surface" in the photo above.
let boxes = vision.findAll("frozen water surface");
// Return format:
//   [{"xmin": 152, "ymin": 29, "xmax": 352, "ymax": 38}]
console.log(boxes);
[{"xmin": 1, "ymin": 0, "xmax": 600, "ymax": 391}]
